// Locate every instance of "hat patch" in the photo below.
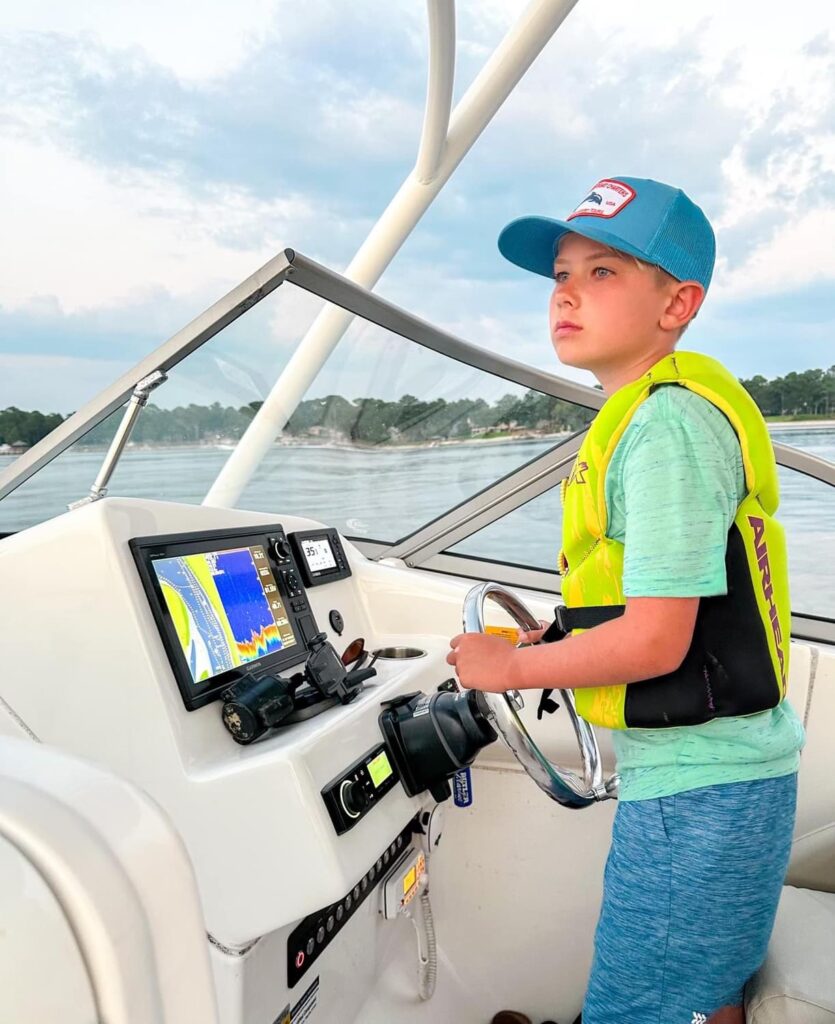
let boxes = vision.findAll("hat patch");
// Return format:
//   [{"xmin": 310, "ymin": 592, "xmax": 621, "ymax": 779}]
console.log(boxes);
[{"xmin": 567, "ymin": 179, "xmax": 636, "ymax": 221}]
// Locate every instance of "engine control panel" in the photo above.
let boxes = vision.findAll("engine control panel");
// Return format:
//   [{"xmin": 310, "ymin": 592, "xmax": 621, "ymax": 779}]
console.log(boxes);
[
  {"xmin": 286, "ymin": 821, "xmax": 415, "ymax": 988},
  {"xmin": 0, "ymin": 497, "xmax": 444, "ymax": 958}
]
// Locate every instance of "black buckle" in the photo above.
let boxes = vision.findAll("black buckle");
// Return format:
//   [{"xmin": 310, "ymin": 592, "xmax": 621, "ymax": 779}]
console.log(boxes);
[
  {"xmin": 540, "ymin": 605, "xmax": 571, "ymax": 644},
  {"xmin": 535, "ymin": 606, "xmax": 573, "ymax": 721},
  {"xmin": 554, "ymin": 604, "xmax": 571, "ymax": 635}
]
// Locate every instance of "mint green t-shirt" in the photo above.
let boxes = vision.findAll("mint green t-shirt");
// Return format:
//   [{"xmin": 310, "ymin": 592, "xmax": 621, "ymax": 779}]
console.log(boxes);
[{"xmin": 603, "ymin": 384, "xmax": 804, "ymax": 802}]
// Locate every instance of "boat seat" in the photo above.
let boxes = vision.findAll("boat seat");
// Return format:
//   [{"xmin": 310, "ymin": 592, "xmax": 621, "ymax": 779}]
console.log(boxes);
[
  {"xmin": 786, "ymin": 823, "xmax": 835, "ymax": 895},
  {"xmin": 746, "ymin": 886, "xmax": 835, "ymax": 1022},
  {"xmin": 0, "ymin": 736, "xmax": 219, "ymax": 1023}
]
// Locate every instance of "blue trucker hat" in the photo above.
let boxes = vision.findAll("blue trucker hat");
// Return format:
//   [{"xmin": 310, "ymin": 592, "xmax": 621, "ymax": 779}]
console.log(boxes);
[{"xmin": 498, "ymin": 176, "xmax": 716, "ymax": 293}]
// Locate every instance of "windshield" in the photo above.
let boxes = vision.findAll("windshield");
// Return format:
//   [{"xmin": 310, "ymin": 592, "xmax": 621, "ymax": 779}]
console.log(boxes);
[
  {"xmin": 0, "ymin": 255, "xmax": 833, "ymax": 626},
  {"xmin": 0, "ymin": 256, "xmax": 596, "ymax": 538}
]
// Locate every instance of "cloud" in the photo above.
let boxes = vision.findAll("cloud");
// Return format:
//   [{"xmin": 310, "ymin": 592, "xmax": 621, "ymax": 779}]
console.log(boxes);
[
  {"xmin": 0, "ymin": 353, "xmax": 130, "ymax": 412},
  {"xmin": 0, "ymin": 252, "xmax": 335, "ymax": 412},
  {"xmin": 0, "ymin": 8, "xmax": 428, "ymax": 202},
  {"xmin": 0, "ymin": 0, "xmax": 833, "ymax": 419},
  {"xmin": 0, "ymin": 133, "xmax": 363, "ymax": 316},
  {"xmin": 715, "ymin": 209, "xmax": 835, "ymax": 302},
  {"xmin": 0, "ymin": 0, "xmax": 283, "ymax": 83}
]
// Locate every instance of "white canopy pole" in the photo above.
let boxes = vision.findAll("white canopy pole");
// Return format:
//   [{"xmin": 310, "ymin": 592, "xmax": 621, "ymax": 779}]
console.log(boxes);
[
  {"xmin": 204, "ymin": 0, "xmax": 580, "ymax": 509},
  {"xmin": 415, "ymin": 0, "xmax": 456, "ymax": 184}
]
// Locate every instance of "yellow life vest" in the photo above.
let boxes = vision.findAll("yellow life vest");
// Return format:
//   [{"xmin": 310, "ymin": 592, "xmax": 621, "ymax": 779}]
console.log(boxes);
[{"xmin": 558, "ymin": 351, "xmax": 790, "ymax": 730}]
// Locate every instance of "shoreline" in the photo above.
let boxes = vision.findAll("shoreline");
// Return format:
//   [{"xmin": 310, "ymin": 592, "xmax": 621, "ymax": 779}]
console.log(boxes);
[
  {"xmin": 0, "ymin": 421, "xmax": 832, "ymax": 460},
  {"xmin": 0, "ymin": 430, "xmax": 577, "ymax": 457},
  {"xmin": 765, "ymin": 419, "xmax": 835, "ymax": 430}
]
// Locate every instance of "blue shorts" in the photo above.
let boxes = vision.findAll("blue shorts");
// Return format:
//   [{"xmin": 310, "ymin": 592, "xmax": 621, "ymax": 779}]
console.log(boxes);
[{"xmin": 582, "ymin": 774, "xmax": 797, "ymax": 1024}]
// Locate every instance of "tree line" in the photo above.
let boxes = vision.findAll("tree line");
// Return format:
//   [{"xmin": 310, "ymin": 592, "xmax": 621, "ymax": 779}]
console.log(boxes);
[
  {"xmin": 0, "ymin": 392, "xmax": 596, "ymax": 448},
  {"xmin": 0, "ymin": 407, "xmax": 65, "ymax": 447},
  {"xmin": 739, "ymin": 367, "xmax": 835, "ymax": 418},
  {"xmin": 2, "ymin": 365, "xmax": 833, "ymax": 448}
]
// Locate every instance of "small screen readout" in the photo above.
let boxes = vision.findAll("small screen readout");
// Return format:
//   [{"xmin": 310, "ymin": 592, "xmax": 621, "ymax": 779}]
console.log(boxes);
[
  {"xmin": 301, "ymin": 537, "xmax": 337, "ymax": 573},
  {"xmin": 153, "ymin": 544, "xmax": 297, "ymax": 685},
  {"xmin": 368, "ymin": 750, "xmax": 393, "ymax": 788},
  {"xmin": 403, "ymin": 865, "xmax": 417, "ymax": 896}
]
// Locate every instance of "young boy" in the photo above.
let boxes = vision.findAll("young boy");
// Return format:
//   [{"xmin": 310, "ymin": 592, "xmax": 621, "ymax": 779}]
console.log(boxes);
[{"xmin": 446, "ymin": 177, "xmax": 805, "ymax": 1024}]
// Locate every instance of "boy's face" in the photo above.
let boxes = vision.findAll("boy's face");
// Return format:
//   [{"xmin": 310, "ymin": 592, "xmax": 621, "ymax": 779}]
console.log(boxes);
[{"xmin": 549, "ymin": 233, "xmax": 684, "ymax": 384}]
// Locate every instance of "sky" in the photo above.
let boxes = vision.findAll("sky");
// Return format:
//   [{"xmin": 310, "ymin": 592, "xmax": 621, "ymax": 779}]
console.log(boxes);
[{"xmin": 0, "ymin": 0, "xmax": 834, "ymax": 414}]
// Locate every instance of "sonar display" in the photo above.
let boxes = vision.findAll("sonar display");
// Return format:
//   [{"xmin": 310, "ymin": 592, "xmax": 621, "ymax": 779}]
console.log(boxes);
[{"xmin": 152, "ymin": 544, "xmax": 298, "ymax": 684}]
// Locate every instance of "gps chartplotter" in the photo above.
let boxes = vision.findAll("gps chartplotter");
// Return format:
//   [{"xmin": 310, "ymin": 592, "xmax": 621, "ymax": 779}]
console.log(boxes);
[{"xmin": 131, "ymin": 524, "xmax": 321, "ymax": 710}]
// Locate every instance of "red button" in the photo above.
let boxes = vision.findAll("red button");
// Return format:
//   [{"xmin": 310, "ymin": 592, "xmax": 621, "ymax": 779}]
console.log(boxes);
[{"xmin": 295, "ymin": 950, "xmax": 305, "ymax": 969}]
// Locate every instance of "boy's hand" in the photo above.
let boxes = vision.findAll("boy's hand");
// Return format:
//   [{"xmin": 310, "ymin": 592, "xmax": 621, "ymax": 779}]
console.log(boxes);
[
  {"xmin": 516, "ymin": 619, "xmax": 550, "ymax": 645},
  {"xmin": 446, "ymin": 632, "xmax": 522, "ymax": 692}
]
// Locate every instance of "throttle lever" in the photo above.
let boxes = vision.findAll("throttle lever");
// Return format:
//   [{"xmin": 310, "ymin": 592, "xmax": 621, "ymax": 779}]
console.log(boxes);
[{"xmin": 306, "ymin": 632, "xmax": 368, "ymax": 704}]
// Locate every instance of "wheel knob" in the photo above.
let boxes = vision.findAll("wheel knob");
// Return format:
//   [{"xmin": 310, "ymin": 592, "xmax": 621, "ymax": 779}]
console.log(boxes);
[{"xmin": 340, "ymin": 779, "xmax": 370, "ymax": 818}]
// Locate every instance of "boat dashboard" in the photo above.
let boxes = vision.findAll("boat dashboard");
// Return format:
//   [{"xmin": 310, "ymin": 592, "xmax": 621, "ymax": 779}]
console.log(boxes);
[
  {"xmin": 2, "ymin": 494, "xmax": 834, "ymax": 1024},
  {"xmin": 0, "ymin": 496, "xmax": 464, "ymax": 950}
]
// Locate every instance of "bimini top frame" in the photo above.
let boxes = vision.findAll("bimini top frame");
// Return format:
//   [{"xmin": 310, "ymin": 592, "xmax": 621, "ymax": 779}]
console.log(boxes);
[{"xmin": 203, "ymin": 0, "xmax": 582, "ymax": 508}]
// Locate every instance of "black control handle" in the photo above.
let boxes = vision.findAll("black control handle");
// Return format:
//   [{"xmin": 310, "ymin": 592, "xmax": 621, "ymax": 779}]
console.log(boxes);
[
  {"xmin": 220, "ymin": 632, "xmax": 377, "ymax": 745},
  {"xmin": 305, "ymin": 633, "xmax": 373, "ymax": 704},
  {"xmin": 221, "ymin": 673, "xmax": 295, "ymax": 744}
]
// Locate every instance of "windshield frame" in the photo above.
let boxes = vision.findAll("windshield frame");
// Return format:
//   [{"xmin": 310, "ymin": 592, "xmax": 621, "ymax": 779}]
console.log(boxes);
[
  {"xmin": 1, "ymin": 248, "xmax": 834, "ymax": 641},
  {"xmin": 0, "ymin": 249, "xmax": 606, "ymax": 505}
]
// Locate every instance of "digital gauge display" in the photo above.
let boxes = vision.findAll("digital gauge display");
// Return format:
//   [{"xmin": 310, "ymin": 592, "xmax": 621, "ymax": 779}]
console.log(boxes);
[
  {"xmin": 368, "ymin": 750, "xmax": 393, "ymax": 788},
  {"xmin": 301, "ymin": 538, "xmax": 337, "ymax": 573},
  {"xmin": 289, "ymin": 528, "xmax": 352, "ymax": 587}
]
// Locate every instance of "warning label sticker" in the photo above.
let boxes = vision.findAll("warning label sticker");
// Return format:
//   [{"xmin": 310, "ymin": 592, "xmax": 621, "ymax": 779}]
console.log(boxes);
[
  {"xmin": 291, "ymin": 976, "xmax": 319, "ymax": 1023},
  {"xmin": 485, "ymin": 625, "xmax": 519, "ymax": 644}
]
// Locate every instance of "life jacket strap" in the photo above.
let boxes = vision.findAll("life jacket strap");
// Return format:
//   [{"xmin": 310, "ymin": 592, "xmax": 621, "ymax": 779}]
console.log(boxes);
[
  {"xmin": 555, "ymin": 604, "xmax": 625, "ymax": 632},
  {"xmin": 535, "ymin": 605, "xmax": 627, "ymax": 720}
]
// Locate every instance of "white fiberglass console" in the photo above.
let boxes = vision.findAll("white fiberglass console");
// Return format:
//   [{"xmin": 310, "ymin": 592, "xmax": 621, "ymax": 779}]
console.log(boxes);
[{"xmin": 0, "ymin": 497, "xmax": 448, "ymax": 1022}]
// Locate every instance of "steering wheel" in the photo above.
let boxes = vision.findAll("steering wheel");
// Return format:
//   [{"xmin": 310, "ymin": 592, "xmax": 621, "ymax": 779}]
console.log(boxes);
[{"xmin": 462, "ymin": 582, "xmax": 619, "ymax": 809}]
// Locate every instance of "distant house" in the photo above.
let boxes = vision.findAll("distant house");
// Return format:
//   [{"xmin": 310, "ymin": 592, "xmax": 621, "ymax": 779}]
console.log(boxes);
[{"xmin": 0, "ymin": 441, "xmax": 29, "ymax": 455}]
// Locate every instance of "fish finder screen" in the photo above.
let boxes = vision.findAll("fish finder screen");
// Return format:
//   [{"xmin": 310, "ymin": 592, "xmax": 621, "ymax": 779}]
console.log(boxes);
[
  {"xmin": 151, "ymin": 544, "xmax": 298, "ymax": 685},
  {"xmin": 301, "ymin": 537, "xmax": 337, "ymax": 573}
]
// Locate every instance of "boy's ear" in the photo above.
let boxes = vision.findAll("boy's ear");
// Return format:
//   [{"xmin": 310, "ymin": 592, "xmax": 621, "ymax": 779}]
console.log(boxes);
[{"xmin": 660, "ymin": 281, "xmax": 705, "ymax": 333}]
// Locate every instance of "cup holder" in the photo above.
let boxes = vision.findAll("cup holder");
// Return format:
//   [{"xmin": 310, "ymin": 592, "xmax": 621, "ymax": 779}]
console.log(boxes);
[{"xmin": 374, "ymin": 646, "xmax": 427, "ymax": 660}]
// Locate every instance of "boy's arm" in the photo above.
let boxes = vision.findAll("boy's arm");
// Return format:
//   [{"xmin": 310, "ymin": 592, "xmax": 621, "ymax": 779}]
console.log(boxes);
[{"xmin": 447, "ymin": 595, "xmax": 699, "ymax": 692}]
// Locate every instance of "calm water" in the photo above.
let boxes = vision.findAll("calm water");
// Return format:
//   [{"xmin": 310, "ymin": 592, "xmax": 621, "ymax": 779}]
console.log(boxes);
[{"xmin": 1, "ymin": 427, "xmax": 833, "ymax": 619}]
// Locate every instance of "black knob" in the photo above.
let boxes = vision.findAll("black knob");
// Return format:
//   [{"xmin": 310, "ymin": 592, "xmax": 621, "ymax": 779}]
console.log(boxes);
[
  {"xmin": 340, "ymin": 779, "xmax": 370, "ymax": 818},
  {"xmin": 273, "ymin": 537, "xmax": 291, "ymax": 561}
]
